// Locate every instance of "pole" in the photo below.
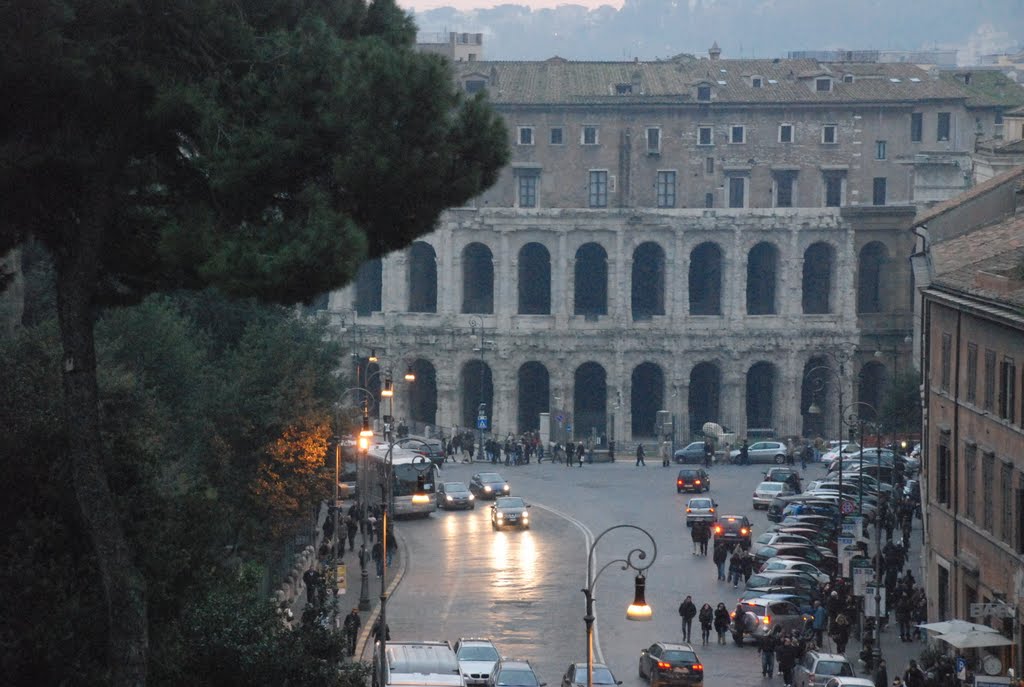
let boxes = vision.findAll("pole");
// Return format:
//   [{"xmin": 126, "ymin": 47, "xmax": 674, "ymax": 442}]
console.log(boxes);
[
  {"xmin": 858, "ymin": 425, "xmax": 865, "ymax": 515},
  {"xmin": 873, "ymin": 440, "xmax": 883, "ymax": 669},
  {"xmin": 379, "ymin": 440, "xmax": 392, "ymax": 668},
  {"xmin": 333, "ymin": 440, "xmax": 341, "ymax": 626},
  {"xmin": 837, "ymin": 361, "xmax": 844, "ymax": 517},
  {"xmin": 358, "ymin": 444, "xmax": 370, "ymax": 610},
  {"xmin": 584, "ymin": 589, "xmax": 595, "ymax": 687}
]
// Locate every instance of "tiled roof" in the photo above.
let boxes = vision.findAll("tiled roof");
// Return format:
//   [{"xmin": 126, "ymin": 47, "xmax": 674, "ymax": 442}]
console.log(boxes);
[
  {"xmin": 931, "ymin": 214, "xmax": 1024, "ymax": 308},
  {"xmin": 454, "ymin": 58, "xmax": 969, "ymax": 106},
  {"xmin": 912, "ymin": 167, "xmax": 1024, "ymax": 228},
  {"xmin": 938, "ymin": 70, "xmax": 1024, "ymax": 108}
]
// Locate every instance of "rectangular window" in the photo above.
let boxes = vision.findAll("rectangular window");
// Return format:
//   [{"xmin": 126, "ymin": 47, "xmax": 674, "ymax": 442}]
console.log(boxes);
[
  {"xmin": 655, "ymin": 170, "xmax": 676, "ymax": 208},
  {"xmin": 646, "ymin": 127, "xmax": 661, "ymax": 153},
  {"xmin": 967, "ymin": 343, "xmax": 978, "ymax": 404},
  {"xmin": 1002, "ymin": 463, "xmax": 1014, "ymax": 544},
  {"xmin": 822, "ymin": 124, "xmax": 837, "ymax": 144},
  {"xmin": 937, "ymin": 565, "xmax": 949, "ymax": 621},
  {"xmin": 983, "ymin": 451, "xmax": 994, "ymax": 531},
  {"xmin": 984, "ymin": 348, "xmax": 996, "ymax": 411},
  {"xmin": 581, "ymin": 125, "xmax": 599, "ymax": 145},
  {"xmin": 940, "ymin": 332, "xmax": 952, "ymax": 392},
  {"xmin": 937, "ymin": 112, "xmax": 951, "ymax": 141},
  {"xmin": 516, "ymin": 170, "xmax": 538, "ymax": 208},
  {"xmin": 730, "ymin": 125, "xmax": 746, "ymax": 144},
  {"xmin": 824, "ymin": 173, "xmax": 844, "ymax": 207},
  {"xmin": 752, "ymin": 77, "xmax": 763, "ymax": 88},
  {"xmin": 937, "ymin": 438, "xmax": 951, "ymax": 506},
  {"xmin": 728, "ymin": 176, "xmax": 746, "ymax": 208},
  {"xmin": 775, "ymin": 172, "xmax": 795, "ymax": 208},
  {"xmin": 872, "ymin": 177, "xmax": 887, "ymax": 206},
  {"xmin": 911, "ymin": 112, "xmax": 923, "ymax": 142},
  {"xmin": 517, "ymin": 126, "xmax": 534, "ymax": 146},
  {"xmin": 705, "ymin": 156, "xmax": 715, "ymax": 174},
  {"xmin": 779, "ymin": 124, "xmax": 794, "ymax": 143},
  {"xmin": 698, "ymin": 126, "xmax": 713, "ymax": 146},
  {"xmin": 1018, "ymin": 475, "xmax": 1024, "ymax": 554},
  {"xmin": 965, "ymin": 443, "xmax": 977, "ymax": 521},
  {"xmin": 999, "ymin": 358, "xmax": 1017, "ymax": 421},
  {"xmin": 704, "ymin": 192, "xmax": 714, "ymax": 208},
  {"xmin": 876, "ymin": 140, "xmax": 887, "ymax": 160},
  {"xmin": 697, "ymin": 84, "xmax": 712, "ymax": 101},
  {"xmin": 816, "ymin": 77, "xmax": 832, "ymax": 92},
  {"xmin": 588, "ymin": 170, "xmax": 608, "ymax": 207},
  {"xmin": 550, "ymin": 127, "xmax": 564, "ymax": 145}
]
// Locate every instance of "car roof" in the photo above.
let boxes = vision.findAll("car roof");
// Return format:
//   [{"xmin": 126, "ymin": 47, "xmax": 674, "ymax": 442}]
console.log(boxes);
[
  {"xmin": 457, "ymin": 638, "xmax": 496, "ymax": 646},
  {"xmin": 498, "ymin": 659, "xmax": 535, "ymax": 669},
  {"xmin": 654, "ymin": 642, "xmax": 695, "ymax": 650},
  {"xmin": 808, "ymin": 652, "xmax": 851, "ymax": 661},
  {"xmin": 739, "ymin": 596, "xmax": 797, "ymax": 605}
]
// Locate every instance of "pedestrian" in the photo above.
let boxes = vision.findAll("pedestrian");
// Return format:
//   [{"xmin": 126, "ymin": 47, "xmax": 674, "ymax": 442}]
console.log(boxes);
[
  {"xmin": 713, "ymin": 603, "xmax": 730, "ymax": 644},
  {"xmin": 728, "ymin": 548, "xmax": 744, "ymax": 588},
  {"xmin": 696, "ymin": 520, "xmax": 710, "ymax": 556},
  {"xmin": 385, "ymin": 528, "xmax": 397, "ymax": 567},
  {"xmin": 678, "ymin": 595, "xmax": 697, "ymax": 642},
  {"xmin": 346, "ymin": 515, "xmax": 358, "ymax": 552},
  {"xmin": 903, "ymin": 659, "xmax": 925, "ymax": 687},
  {"xmin": 576, "ymin": 441, "xmax": 586, "ymax": 467},
  {"xmin": 371, "ymin": 540, "xmax": 383, "ymax": 577},
  {"xmin": 690, "ymin": 521, "xmax": 701, "ymax": 555},
  {"xmin": 371, "ymin": 617, "xmax": 390, "ymax": 643},
  {"xmin": 759, "ymin": 626, "xmax": 780, "ymax": 678},
  {"xmin": 738, "ymin": 438, "xmax": 749, "ymax": 466},
  {"xmin": 741, "ymin": 550, "xmax": 754, "ymax": 583},
  {"xmin": 635, "ymin": 443, "xmax": 646, "ymax": 466},
  {"xmin": 698, "ymin": 603, "xmax": 713, "ymax": 645},
  {"xmin": 303, "ymin": 565, "xmax": 320, "ymax": 604},
  {"xmin": 873, "ymin": 659, "xmax": 888, "ymax": 687},
  {"xmin": 713, "ymin": 542, "xmax": 727, "ymax": 581},
  {"xmin": 896, "ymin": 592, "xmax": 913, "ymax": 641},
  {"xmin": 812, "ymin": 600, "xmax": 828, "ymax": 646},
  {"xmin": 830, "ymin": 611, "xmax": 851, "ymax": 654},
  {"xmin": 342, "ymin": 607, "xmax": 361, "ymax": 656},
  {"xmin": 777, "ymin": 637, "xmax": 797, "ymax": 687},
  {"xmin": 660, "ymin": 440, "xmax": 670, "ymax": 467},
  {"xmin": 703, "ymin": 439, "xmax": 714, "ymax": 468}
]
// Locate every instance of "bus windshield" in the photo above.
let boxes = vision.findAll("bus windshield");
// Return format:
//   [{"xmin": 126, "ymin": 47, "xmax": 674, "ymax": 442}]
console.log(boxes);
[{"xmin": 392, "ymin": 463, "xmax": 436, "ymax": 496}]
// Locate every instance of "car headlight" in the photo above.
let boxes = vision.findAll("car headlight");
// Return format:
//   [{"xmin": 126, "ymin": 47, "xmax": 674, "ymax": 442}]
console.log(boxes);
[
  {"xmin": 521, "ymin": 512, "xmax": 529, "ymax": 519},
  {"xmin": 484, "ymin": 486, "xmax": 492, "ymax": 492},
  {"xmin": 468, "ymin": 494, "xmax": 474, "ymax": 500},
  {"xmin": 446, "ymin": 495, "xmax": 453, "ymax": 501},
  {"xmin": 496, "ymin": 512, "xmax": 504, "ymax": 519},
  {"xmin": 502, "ymin": 484, "xmax": 510, "ymax": 491}
]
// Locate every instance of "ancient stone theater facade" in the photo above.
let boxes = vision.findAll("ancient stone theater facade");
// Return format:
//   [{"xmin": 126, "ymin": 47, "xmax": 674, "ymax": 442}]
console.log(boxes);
[{"xmin": 328, "ymin": 50, "xmax": 983, "ymax": 445}]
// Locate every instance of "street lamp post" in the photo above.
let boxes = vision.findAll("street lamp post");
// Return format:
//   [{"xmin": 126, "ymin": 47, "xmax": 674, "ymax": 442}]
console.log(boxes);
[
  {"xmin": 805, "ymin": 349, "xmax": 853, "ymax": 516},
  {"xmin": 582, "ymin": 525, "xmax": 658, "ymax": 687},
  {"xmin": 469, "ymin": 317, "xmax": 487, "ymax": 457}
]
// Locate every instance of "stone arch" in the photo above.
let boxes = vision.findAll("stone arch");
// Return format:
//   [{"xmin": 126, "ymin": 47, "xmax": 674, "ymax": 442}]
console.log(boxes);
[
  {"xmin": 800, "ymin": 356, "xmax": 832, "ymax": 438},
  {"xmin": 802, "ymin": 242, "xmax": 835, "ymax": 314},
  {"xmin": 857, "ymin": 241, "xmax": 889, "ymax": 314},
  {"xmin": 573, "ymin": 362, "xmax": 607, "ymax": 441},
  {"xmin": 689, "ymin": 242, "xmax": 723, "ymax": 315},
  {"xmin": 746, "ymin": 361, "xmax": 776, "ymax": 430},
  {"xmin": 354, "ymin": 258, "xmax": 382, "ymax": 316},
  {"xmin": 858, "ymin": 360, "xmax": 887, "ymax": 421},
  {"xmin": 517, "ymin": 361, "xmax": 550, "ymax": 432},
  {"xmin": 407, "ymin": 359, "xmax": 437, "ymax": 427},
  {"xmin": 462, "ymin": 242, "xmax": 494, "ymax": 314},
  {"xmin": 688, "ymin": 362, "xmax": 721, "ymax": 436},
  {"xmin": 518, "ymin": 242, "xmax": 551, "ymax": 315},
  {"xmin": 631, "ymin": 362, "xmax": 665, "ymax": 436},
  {"xmin": 746, "ymin": 242, "xmax": 779, "ymax": 315},
  {"xmin": 574, "ymin": 243, "xmax": 608, "ymax": 317},
  {"xmin": 407, "ymin": 242, "xmax": 437, "ymax": 313},
  {"xmin": 631, "ymin": 241, "xmax": 666, "ymax": 321},
  {"xmin": 461, "ymin": 360, "xmax": 494, "ymax": 430}
]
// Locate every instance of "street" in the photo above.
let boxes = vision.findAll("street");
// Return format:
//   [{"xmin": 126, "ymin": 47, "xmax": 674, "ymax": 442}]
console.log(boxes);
[{"xmin": 367, "ymin": 457, "xmax": 925, "ymax": 686}]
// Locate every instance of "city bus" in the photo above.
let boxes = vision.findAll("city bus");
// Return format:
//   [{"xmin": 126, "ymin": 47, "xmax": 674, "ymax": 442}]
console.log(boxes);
[{"xmin": 366, "ymin": 444, "xmax": 438, "ymax": 518}]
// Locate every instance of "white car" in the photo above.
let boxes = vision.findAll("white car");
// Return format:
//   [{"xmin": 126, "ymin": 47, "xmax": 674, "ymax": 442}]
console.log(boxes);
[
  {"xmin": 823, "ymin": 679, "xmax": 875, "ymax": 687},
  {"xmin": 760, "ymin": 557, "xmax": 830, "ymax": 584},
  {"xmin": 685, "ymin": 496, "xmax": 718, "ymax": 526},
  {"xmin": 820, "ymin": 442, "xmax": 860, "ymax": 464},
  {"xmin": 753, "ymin": 481, "xmax": 794, "ymax": 509},
  {"xmin": 454, "ymin": 638, "xmax": 501, "ymax": 686}
]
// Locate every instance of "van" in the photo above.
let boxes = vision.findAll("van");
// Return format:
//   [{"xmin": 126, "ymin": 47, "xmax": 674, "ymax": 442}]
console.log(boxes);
[{"xmin": 374, "ymin": 641, "xmax": 466, "ymax": 687}]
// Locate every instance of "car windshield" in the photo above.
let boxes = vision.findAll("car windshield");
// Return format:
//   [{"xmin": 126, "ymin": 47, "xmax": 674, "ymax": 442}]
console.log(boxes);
[
  {"xmin": 497, "ymin": 497, "xmax": 525, "ymax": 508},
  {"xmin": 759, "ymin": 483, "xmax": 784, "ymax": 491},
  {"xmin": 498, "ymin": 669, "xmax": 539, "ymax": 686},
  {"xmin": 747, "ymin": 575, "xmax": 775, "ymax": 587},
  {"xmin": 445, "ymin": 483, "xmax": 469, "ymax": 493},
  {"xmin": 479, "ymin": 473, "xmax": 504, "ymax": 482},
  {"xmin": 686, "ymin": 443, "xmax": 703, "ymax": 450},
  {"xmin": 588, "ymin": 668, "xmax": 616, "ymax": 684},
  {"xmin": 459, "ymin": 646, "xmax": 499, "ymax": 661},
  {"xmin": 662, "ymin": 651, "xmax": 697, "ymax": 663},
  {"xmin": 816, "ymin": 661, "xmax": 853, "ymax": 676},
  {"xmin": 679, "ymin": 470, "xmax": 699, "ymax": 477},
  {"xmin": 690, "ymin": 499, "xmax": 712, "ymax": 508}
]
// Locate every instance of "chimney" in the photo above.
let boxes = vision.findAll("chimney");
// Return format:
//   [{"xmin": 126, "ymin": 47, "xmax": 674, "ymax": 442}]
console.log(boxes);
[{"xmin": 709, "ymin": 42, "xmax": 721, "ymax": 60}]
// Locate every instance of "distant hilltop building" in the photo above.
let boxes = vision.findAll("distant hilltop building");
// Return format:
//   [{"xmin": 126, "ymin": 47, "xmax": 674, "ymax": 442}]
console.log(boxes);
[
  {"xmin": 326, "ymin": 44, "xmax": 1022, "ymax": 450},
  {"xmin": 416, "ymin": 31, "xmax": 483, "ymax": 62}
]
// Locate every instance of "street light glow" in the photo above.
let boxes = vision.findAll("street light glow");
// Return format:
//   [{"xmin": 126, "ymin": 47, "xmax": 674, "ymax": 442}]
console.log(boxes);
[{"xmin": 625, "ymin": 574, "xmax": 653, "ymax": 621}]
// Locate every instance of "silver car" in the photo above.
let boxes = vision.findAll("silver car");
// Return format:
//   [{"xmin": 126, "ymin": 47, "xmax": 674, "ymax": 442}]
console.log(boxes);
[
  {"xmin": 730, "ymin": 441, "xmax": 789, "ymax": 465},
  {"xmin": 753, "ymin": 481, "xmax": 794, "ymax": 509},
  {"xmin": 454, "ymin": 638, "xmax": 501, "ymax": 686},
  {"xmin": 685, "ymin": 497, "xmax": 718, "ymax": 526}
]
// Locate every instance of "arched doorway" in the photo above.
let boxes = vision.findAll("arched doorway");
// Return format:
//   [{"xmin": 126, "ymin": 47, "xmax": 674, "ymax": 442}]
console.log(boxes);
[
  {"xmin": 408, "ymin": 242, "xmax": 437, "ymax": 313},
  {"xmin": 407, "ymin": 359, "xmax": 437, "ymax": 427},
  {"xmin": 462, "ymin": 242, "xmax": 494, "ymax": 314},
  {"xmin": 574, "ymin": 362, "xmax": 607, "ymax": 441},
  {"xmin": 354, "ymin": 258, "xmax": 382, "ymax": 316},
  {"xmin": 631, "ymin": 242, "xmax": 666, "ymax": 321},
  {"xmin": 518, "ymin": 243, "xmax": 551, "ymax": 314},
  {"xmin": 746, "ymin": 242, "xmax": 778, "ymax": 315},
  {"xmin": 689, "ymin": 242, "xmax": 722, "ymax": 315},
  {"xmin": 746, "ymin": 362, "xmax": 776, "ymax": 430},
  {"xmin": 574, "ymin": 243, "xmax": 608, "ymax": 317},
  {"xmin": 688, "ymin": 362, "xmax": 721, "ymax": 435},
  {"xmin": 461, "ymin": 360, "xmax": 493, "ymax": 430},
  {"xmin": 517, "ymin": 362, "xmax": 550, "ymax": 432},
  {"xmin": 631, "ymin": 362, "xmax": 665, "ymax": 437},
  {"xmin": 857, "ymin": 241, "xmax": 888, "ymax": 313},
  {"xmin": 802, "ymin": 242, "xmax": 834, "ymax": 314}
]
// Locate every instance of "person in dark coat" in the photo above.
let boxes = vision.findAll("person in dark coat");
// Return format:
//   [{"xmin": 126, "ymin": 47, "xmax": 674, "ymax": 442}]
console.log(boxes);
[
  {"xmin": 635, "ymin": 443, "xmax": 646, "ymax": 466},
  {"xmin": 728, "ymin": 549, "xmax": 744, "ymax": 588},
  {"xmin": 303, "ymin": 565, "xmax": 320, "ymax": 604},
  {"xmin": 346, "ymin": 515, "xmax": 358, "ymax": 552},
  {"xmin": 776, "ymin": 637, "xmax": 798, "ymax": 687},
  {"xmin": 830, "ymin": 611, "xmax": 851, "ymax": 655},
  {"xmin": 695, "ymin": 520, "xmax": 711, "ymax": 556},
  {"xmin": 690, "ymin": 521, "xmax": 701, "ymax": 554},
  {"xmin": 713, "ymin": 603, "xmax": 730, "ymax": 644},
  {"xmin": 342, "ymin": 608, "xmax": 362, "ymax": 656},
  {"xmin": 872, "ymin": 659, "xmax": 888, "ymax": 687},
  {"xmin": 740, "ymin": 550, "xmax": 754, "ymax": 583},
  {"xmin": 698, "ymin": 603, "xmax": 714, "ymax": 645},
  {"xmin": 678, "ymin": 595, "xmax": 697, "ymax": 642},
  {"xmin": 759, "ymin": 626, "xmax": 780, "ymax": 678},
  {"xmin": 371, "ymin": 617, "xmax": 390, "ymax": 643},
  {"xmin": 738, "ymin": 439, "xmax": 749, "ymax": 466},
  {"xmin": 713, "ymin": 543, "xmax": 727, "ymax": 581}
]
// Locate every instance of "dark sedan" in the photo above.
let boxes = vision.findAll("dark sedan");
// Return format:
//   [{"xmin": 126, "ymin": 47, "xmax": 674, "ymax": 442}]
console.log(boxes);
[
  {"xmin": 676, "ymin": 468, "xmax": 710, "ymax": 493},
  {"xmin": 470, "ymin": 472, "xmax": 511, "ymax": 500},
  {"xmin": 436, "ymin": 481, "xmax": 475, "ymax": 510},
  {"xmin": 491, "ymin": 496, "xmax": 531, "ymax": 530},
  {"xmin": 638, "ymin": 642, "xmax": 703, "ymax": 687}
]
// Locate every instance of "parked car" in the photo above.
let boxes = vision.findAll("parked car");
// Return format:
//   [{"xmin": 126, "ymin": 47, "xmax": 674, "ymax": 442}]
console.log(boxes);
[
  {"xmin": 745, "ymin": 572, "xmax": 822, "ymax": 597},
  {"xmin": 792, "ymin": 651, "xmax": 855, "ymax": 687},
  {"xmin": 823, "ymin": 678, "xmax": 874, "ymax": 687},
  {"xmin": 753, "ymin": 481, "xmax": 794, "ymax": 509},
  {"xmin": 738, "ymin": 588, "xmax": 818, "ymax": 614},
  {"xmin": 712, "ymin": 515, "xmax": 753, "ymax": 548},
  {"xmin": 754, "ymin": 531, "xmax": 813, "ymax": 549},
  {"xmin": 488, "ymin": 658, "xmax": 546, "ymax": 687},
  {"xmin": 729, "ymin": 441, "xmax": 789, "ymax": 465},
  {"xmin": 437, "ymin": 481, "xmax": 475, "ymax": 510},
  {"xmin": 395, "ymin": 435, "xmax": 446, "ymax": 467},
  {"xmin": 470, "ymin": 472, "xmax": 510, "ymax": 499},
  {"xmin": 637, "ymin": 642, "xmax": 703, "ymax": 687},
  {"xmin": 685, "ymin": 497, "xmax": 717, "ymax": 527},
  {"xmin": 676, "ymin": 468, "xmax": 711, "ymax": 493},
  {"xmin": 490, "ymin": 496, "xmax": 530, "ymax": 530},
  {"xmin": 729, "ymin": 597, "xmax": 811, "ymax": 645},
  {"xmin": 561, "ymin": 663, "xmax": 622, "ymax": 687},
  {"xmin": 674, "ymin": 442, "xmax": 708, "ymax": 465},
  {"xmin": 763, "ymin": 466, "xmax": 800, "ymax": 484},
  {"xmin": 820, "ymin": 442, "xmax": 860, "ymax": 464},
  {"xmin": 753, "ymin": 544, "xmax": 836, "ymax": 575},
  {"xmin": 454, "ymin": 638, "xmax": 501, "ymax": 686},
  {"xmin": 759, "ymin": 558, "xmax": 830, "ymax": 584}
]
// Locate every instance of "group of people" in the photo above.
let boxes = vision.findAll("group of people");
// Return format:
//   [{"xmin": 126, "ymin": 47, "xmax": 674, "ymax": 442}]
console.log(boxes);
[
  {"xmin": 442, "ymin": 429, "xmax": 591, "ymax": 466},
  {"xmin": 677, "ymin": 595, "xmax": 732, "ymax": 645},
  {"xmin": 319, "ymin": 501, "xmax": 397, "ymax": 578}
]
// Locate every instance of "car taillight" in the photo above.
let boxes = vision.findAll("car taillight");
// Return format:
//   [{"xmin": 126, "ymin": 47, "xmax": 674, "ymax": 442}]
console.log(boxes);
[
  {"xmin": 694, "ymin": 479, "xmax": 701, "ymax": 485},
  {"xmin": 709, "ymin": 508, "xmax": 714, "ymax": 513},
  {"xmin": 762, "ymin": 616, "xmax": 770, "ymax": 625},
  {"xmin": 656, "ymin": 662, "xmax": 672, "ymax": 670},
  {"xmin": 686, "ymin": 508, "xmax": 692, "ymax": 513},
  {"xmin": 677, "ymin": 480, "xmax": 683, "ymax": 486},
  {"xmin": 714, "ymin": 526, "xmax": 722, "ymax": 534},
  {"xmin": 740, "ymin": 528, "xmax": 749, "ymax": 535},
  {"xmin": 692, "ymin": 664, "xmax": 703, "ymax": 672}
]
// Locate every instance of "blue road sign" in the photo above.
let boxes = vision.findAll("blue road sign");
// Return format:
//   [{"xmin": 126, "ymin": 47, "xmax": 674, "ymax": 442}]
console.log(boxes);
[
  {"xmin": 477, "ymin": 417, "xmax": 488, "ymax": 430},
  {"xmin": 556, "ymin": 414, "xmax": 564, "ymax": 423},
  {"xmin": 564, "ymin": 423, "xmax": 572, "ymax": 432},
  {"xmin": 955, "ymin": 657, "xmax": 966, "ymax": 674}
]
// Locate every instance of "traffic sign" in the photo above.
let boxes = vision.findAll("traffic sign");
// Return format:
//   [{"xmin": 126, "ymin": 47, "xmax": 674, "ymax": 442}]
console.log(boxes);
[
  {"xmin": 955, "ymin": 656, "xmax": 966, "ymax": 680},
  {"xmin": 476, "ymin": 417, "xmax": 488, "ymax": 429},
  {"xmin": 565, "ymin": 423, "xmax": 572, "ymax": 432},
  {"xmin": 840, "ymin": 499, "xmax": 856, "ymax": 515}
]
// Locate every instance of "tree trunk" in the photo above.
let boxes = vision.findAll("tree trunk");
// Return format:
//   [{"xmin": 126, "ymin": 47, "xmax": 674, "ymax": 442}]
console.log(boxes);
[{"xmin": 56, "ymin": 218, "xmax": 148, "ymax": 686}]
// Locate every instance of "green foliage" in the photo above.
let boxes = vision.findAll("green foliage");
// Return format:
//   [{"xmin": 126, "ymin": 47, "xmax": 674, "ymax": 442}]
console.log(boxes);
[{"xmin": 880, "ymin": 370, "xmax": 923, "ymax": 434}]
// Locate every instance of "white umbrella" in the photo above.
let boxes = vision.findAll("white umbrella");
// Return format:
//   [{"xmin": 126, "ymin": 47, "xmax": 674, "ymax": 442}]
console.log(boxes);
[
  {"xmin": 936, "ymin": 630, "xmax": 1013, "ymax": 649},
  {"xmin": 917, "ymin": 619, "xmax": 999, "ymax": 635}
]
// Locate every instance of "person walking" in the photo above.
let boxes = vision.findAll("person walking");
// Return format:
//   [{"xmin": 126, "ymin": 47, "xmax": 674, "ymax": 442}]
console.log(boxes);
[
  {"xmin": 728, "ymin": 548, "xmax": 744, "ymax": 588},
  {"xmin": 678, "ymin": 595, "xmax": 697, "ymax": 642},
  {"xmin": 812, "ymin": 600, "xmax": 828, "ymax": 646},
  {"xmin": 902, "ymin": 659, "xmax": 925, "ymax": 687},
  {"xmin": 738, "ymin": 439, "xmax": 749, "ymax": 466},
  {"xmin": 713, "ymin": 603, "xmax": 730, "ymax": 645},
  {"xmin": 690, "ymin": 521, "xmax": 701, "ymax": 555},
  {"xmin": 759, "ymin": 626, "xmax": 780, "ymax": 678},
  {"xmin": 698, "ymin": 603, "xmax": 713, "ymax": 645},
  {"xmin": 346, "ymin": 515, "xmax": 358, "ymax": 552},
  {"xmin": 777, "ymin": 637, "xmax": 798, "ymax": 687},
  {"xmin": 695, "ymin": 520, "xmax": 710, "ymax": 556},
  {"xmin": 576, "ymin": 441, "xmax": 586, "ymax": 467},
  {"xmin": 872, "ymin": 659, "xmax": 889, "ymax": 687},
  {"xmin": 303, "ymin": 565, "xmax": 320, "ymax": 604},
  {"xmin": 703, "ymin": 439, "xmax": 714, "ymax": 468},
  {"xmin": 660, "ymin": 440, "xmax": 670, "ymax": 467},
  {"xmin": 342, "ymin": 607, "xmax": 362, "ymax": 656},
  {"xmin": 741, "ymin": 550, "xmax": 754, "ymax": 584},
  {"xmin": 713, "ymin": 542, "xmax": 727, "ymax": 581},
  {"xmin": 371, "ymin": 617, "xmax": 390, "ymax": 643},
  {"xmin": 635, "ymin": 443, "xmax": 646, "ymax": 466},
  {"xmin": 371, "ymin": 540, "xmax": 383, "ymax": 577}
]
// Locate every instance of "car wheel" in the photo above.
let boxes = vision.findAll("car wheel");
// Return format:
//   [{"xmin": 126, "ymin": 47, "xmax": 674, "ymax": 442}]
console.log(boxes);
[
  {"xmin": 774, "ymin": 454, "xmax": 786, "ymax": 464},
  {"xmin": 677, "ymin": 488, "xmax": 682, "ymax": 493},
  {"xmin": 732, "ymin": 632, "xmax": 744, "ymax": 646},
  {"xmin": 637, "ymin": 662, "xmax": 644, "ymax": 679}
]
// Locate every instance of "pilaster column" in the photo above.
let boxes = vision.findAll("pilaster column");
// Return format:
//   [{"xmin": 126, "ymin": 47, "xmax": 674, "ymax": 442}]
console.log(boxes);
[
  {"xmin": 383, "ymin": 252, "xmax": 407, "ymax": 313},
  {"xmin": 673, "ymin": 232, "xmax": 688, "ymax": 320},
  {"xmin": 721, "ymin": 367, "xmax": 746, "ymax": 438},
  {"xmin": 497, "ymin": 232, "xmax": 512, "ymax": 327},
  {"xmin": 439, "ymin": 227, "xmax": 456, "ymax": 315},
  {"xmin": 727, "ymin": 230, "xmax": 745, "ymax": 323},
  {"xmin": 778, "ymin": 352, "xmax": 802, "ymax": 438}
]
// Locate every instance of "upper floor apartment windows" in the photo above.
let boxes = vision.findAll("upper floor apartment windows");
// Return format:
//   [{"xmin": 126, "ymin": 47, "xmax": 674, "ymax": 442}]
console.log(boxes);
[{"xmin": 581, "ymin": 125, "xmax": 599, "ymax": 145}]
